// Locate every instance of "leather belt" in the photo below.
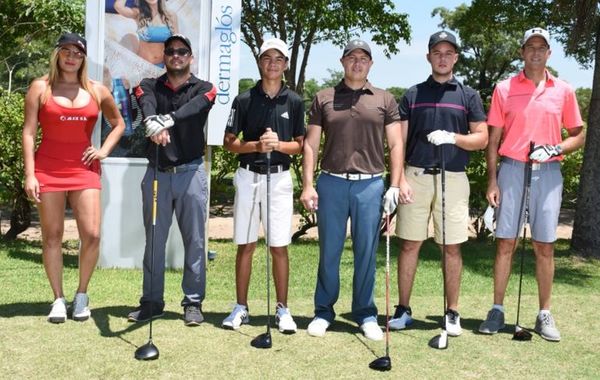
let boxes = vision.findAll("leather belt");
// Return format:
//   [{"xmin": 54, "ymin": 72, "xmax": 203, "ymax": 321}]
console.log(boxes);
[
  {"xmin": 242, "ymin": 163, "xmax": 289, "ymax": 174},
  {"xmin": 322, "ymin": 170, "xmax": 384, "ymax": 181},
  {"xmin": 409, "ymin": 167, "xmax": 441, "ymax": 176}
]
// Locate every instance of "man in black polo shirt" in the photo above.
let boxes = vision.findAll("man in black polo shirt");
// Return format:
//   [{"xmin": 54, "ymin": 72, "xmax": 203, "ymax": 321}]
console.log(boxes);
[
  {"xmin": 221, "ymin": 38, "xmax": 305, "ymax": 334},
  {"xmin": 127, "ymin": 34, "xmax": 217, "ymax": 326},
  {"xmin": 389, "ymin": 31, "xmax": 487, "ymax": 336}
]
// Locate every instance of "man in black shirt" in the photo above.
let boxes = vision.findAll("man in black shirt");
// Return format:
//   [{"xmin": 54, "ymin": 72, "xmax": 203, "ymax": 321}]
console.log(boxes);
[
  {"xmin": 127, "ymin": 34, "xmax": 217, "ymax": 326},
  {"xmin": 222, "ymin": 38, "xmax": 305, "ymax": 334}
]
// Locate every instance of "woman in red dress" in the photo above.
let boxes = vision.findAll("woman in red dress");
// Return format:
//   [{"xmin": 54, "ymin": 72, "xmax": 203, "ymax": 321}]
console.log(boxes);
[{"xmin": 22, "ymin": 33, "xmax": 125, "ymax": 323}]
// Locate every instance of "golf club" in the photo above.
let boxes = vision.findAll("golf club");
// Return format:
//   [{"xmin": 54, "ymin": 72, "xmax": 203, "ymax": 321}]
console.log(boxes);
[
  {"xmin": 512, "ymin": 142, "xmax": 534, "ymax": 342},
  {"xmin": 369, "ymin": 213, "xmax": 392, "ymax": 371},
  {"xmin": 135, "ymin": 145, "xmax": 160, "ymax": 360},
  {"xmin": 251, "ymin": 150, "xmax": 273, "ymax": 349},
  {"xmin": 429, "ymin": 144, "xmax": 448, "ymax": 350}
]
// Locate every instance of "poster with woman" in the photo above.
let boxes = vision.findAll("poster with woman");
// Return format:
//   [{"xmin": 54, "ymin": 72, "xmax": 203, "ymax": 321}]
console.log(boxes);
[{"xmin": 101, "ymin": 0, "xmax": 201, "ymax": 157}]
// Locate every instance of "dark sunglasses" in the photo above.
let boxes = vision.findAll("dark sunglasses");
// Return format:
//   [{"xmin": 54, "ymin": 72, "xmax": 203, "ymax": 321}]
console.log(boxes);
[{"xmin": 164, "ymin": 48, "xmax": 191, "ymax": 56}]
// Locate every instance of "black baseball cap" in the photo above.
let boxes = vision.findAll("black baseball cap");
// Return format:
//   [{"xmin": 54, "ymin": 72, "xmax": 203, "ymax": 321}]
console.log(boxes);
[
  {"xmin": 56, "ymin": 33, "xmax": 87, "ymax": 55},
  {"xmin": 164, "ymin": 34, "xmax": 192, "ymax": 51},
  {"xmin": 342, "ymin": 39, "xmax": 372, "ymax": 59},
  {"xmin": 428, "ymin": 30, "xmax": 459, "ymax": 51}
]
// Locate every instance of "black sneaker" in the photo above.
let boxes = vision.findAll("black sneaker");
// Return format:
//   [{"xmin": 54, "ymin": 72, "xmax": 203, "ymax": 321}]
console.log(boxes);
[
  {"xmin": 127, "ymin": 302, "xmax": 164, "ymax": 322},
  {"xmin": 183, "ymin": 304, "xmax": 204, "ymax": 326}
]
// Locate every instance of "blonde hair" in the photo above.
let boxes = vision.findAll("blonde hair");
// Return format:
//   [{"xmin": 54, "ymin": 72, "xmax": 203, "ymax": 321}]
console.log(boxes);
[{"xmin": 42, "ymin": 47, "xmax": 100, "ymax": 105}]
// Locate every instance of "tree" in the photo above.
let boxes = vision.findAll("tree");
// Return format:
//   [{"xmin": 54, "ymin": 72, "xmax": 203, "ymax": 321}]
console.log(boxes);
[
  {"xmin": 0, "ymin": 0, "xmax": 84, "ymax": 93},
  {"xmin": 241, "ymin": 0, "xmax": 411, "ymax": 95}
]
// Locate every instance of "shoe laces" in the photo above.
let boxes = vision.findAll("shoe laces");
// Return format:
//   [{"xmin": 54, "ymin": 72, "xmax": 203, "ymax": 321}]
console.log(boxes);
[
  {"xmin": 539, "ymin": 313, "xmax": 555, "ymax": 327},
  {"xmin": 232, "ymin": 304, "xmax": 248, "ymax": 318},
  {"xmin": 276, "ymin": 302, "xmax": 291, "ymax": 319},
  {"xmin": 446, "ymin": 309, "xmax": 459, "ymax": 324},
  {"xmin": 185, "ymin": 305, "xmax": 201, "ymax": 315},
  {"xmin": 393, "ymin": 304, "xmax": 412, "ymax": 318}
]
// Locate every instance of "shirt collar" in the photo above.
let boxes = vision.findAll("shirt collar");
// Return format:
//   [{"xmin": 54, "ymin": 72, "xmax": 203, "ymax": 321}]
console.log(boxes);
[
  {"xmin": 517, "ymin": 69, "xmax": 555, "ymax": 85},
  {"xmin": 158, "ymin": 73, "xmax": 199, "ymax": 91},
  {"xmin": 334, "ymin": 79, "xmax": 374, "ymax": 94},
  {"xmin": 255, "ymin": 80, "xmax": 288, "ymax": 98},
  {"xmin": 426, "ymin": 75, "xmax": 459, "ymax": 88}
]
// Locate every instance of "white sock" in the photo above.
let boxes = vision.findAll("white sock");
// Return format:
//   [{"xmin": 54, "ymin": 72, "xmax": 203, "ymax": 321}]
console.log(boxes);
[
  {"xmin": 539, "ymin": 309, "xmax": 551, "ymax": 317},
  {"xmin": 492, "ymin": 304, "xmax": 504, "ymax": 312}
]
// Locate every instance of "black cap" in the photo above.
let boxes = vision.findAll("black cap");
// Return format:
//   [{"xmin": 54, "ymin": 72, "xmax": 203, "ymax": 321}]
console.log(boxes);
[
  {"xmin": 428, "ymin": 31, "xmax": 459, "ymax": 51},
  {"xmin": 342, "ymin": 39, "xmax": 372, "ymax": 59},
  {"xmin": 56, "ymin": 33, "xmax": 87, "ymax": 55},
  {"xmin": 164, "ymin": 34, "xmax": 192, "ymax": 51}
]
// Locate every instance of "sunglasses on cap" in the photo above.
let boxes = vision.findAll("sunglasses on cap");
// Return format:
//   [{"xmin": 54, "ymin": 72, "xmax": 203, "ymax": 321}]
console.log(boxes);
[{"xmin": 164, "ymin": 48, "xmax": 191, "ymax": 56}]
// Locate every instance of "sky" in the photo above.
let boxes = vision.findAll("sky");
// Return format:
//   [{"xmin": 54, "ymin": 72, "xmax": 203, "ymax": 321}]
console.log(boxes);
[{"xmin": 238, "ymin": 1, "xmax": 594, "ymax": 89}]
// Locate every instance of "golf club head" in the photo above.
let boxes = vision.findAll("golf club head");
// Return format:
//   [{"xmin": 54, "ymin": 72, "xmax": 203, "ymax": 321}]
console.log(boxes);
[
  {"xmin": 134, "ymin": 340, "xmax": 159, "ymax": 360},
  {"xmin": 512, "ymin": 325, "xmax": 533, "ymax": 341},
  {"xmin": 428, "ymin": 330, "xmax": 448, "ymax": 350},
  {"xmin": 250, "ymin": 332, "xmax": 272, "ymax": 349},
  {"xmin": 369, "ymin": 356, "xmax": 392, "ymax": 371}
]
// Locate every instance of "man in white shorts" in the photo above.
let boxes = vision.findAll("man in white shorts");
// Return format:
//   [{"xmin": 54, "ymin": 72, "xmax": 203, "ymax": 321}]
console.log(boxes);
[{"xmin": 222, "ymin": 38, "xmax": 305, "ymax": 334}]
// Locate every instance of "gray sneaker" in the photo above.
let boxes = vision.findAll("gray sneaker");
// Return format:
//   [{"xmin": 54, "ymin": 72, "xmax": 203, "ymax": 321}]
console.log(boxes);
[
  {"xmin": 71, "ymin": 293, "xmax": 91, "ymax": 322},
  {"xmin": 478, "ymin": 308, "xmax": 505, "ymax": 334},
  {"xmin": 535, "ymin": 312, "xmax": 561, "ymax": 342}
]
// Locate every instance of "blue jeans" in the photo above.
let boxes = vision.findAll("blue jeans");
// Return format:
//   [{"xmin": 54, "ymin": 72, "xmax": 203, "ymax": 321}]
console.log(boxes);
[
  {"xmin": 140, "ymin": 159, "xmax": 208, "ymax": 307},
  {"xmin": 314, "ymin": 173, "xmax": 384, "ymax": 324}
]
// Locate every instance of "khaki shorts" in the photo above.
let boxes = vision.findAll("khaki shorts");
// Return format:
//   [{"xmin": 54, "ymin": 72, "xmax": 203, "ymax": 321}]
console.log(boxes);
[
  {"xmin": 233, "ymin": 167, "xmax": 293, "ymax": 247},
  {"xmin": 395, "ymin": 165, "xmax": 469, "ymax": 244}
]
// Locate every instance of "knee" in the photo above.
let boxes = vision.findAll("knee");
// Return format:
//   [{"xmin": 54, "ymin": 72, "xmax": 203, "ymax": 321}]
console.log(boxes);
[
  {"xmin": 270, "ymin": 246, "xmax": 288, "ymax": 259},
  {"xmin": 496, "ymin": 239, "xmax": 516, "ymax": 258},
  {"xmin": 444, "ymin": 245, "xmax": 462, "ymax": 259},
  {"xmin": 400, "ymin": 240, "xmax": 421, "ymax": 257},
  {"xmin": 80, "ymin": 230, "xmax": 100, "ymax": 248},
  {"xmin": 42, "ymin": 229, "xmax": 64, "ymax": 250},
  {"xmin": 533, "ymin": 243, "xmax": 554, "ymax": 260}
]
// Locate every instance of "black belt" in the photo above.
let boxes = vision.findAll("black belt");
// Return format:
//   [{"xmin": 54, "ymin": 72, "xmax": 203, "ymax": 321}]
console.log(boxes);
[
  {"xmin": 158, "ymin": 163, "xmax": 201, "ymax": 173},
  {"xmin": 242, "ymin": 163, "xmax": 289, "ymax": 174},
  {"xmin": 408, "ymin": 167, "xmax": 441, "ymax": 176}
]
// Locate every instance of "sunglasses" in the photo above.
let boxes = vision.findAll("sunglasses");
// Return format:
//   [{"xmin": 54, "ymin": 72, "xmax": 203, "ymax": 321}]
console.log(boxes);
[
  {"xmin": 59, "ymin": 47, "xmax": 84, "ymax": 59},
  {"xmin": 164, "ymin": 48, "xmax": 191, "ymax": 56}
]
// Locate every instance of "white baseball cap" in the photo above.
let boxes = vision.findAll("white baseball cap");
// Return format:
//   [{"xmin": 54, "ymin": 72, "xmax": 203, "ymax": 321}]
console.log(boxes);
[
  {"xmin": 522, "ymin": 27, "xmax": 550, "ymax": 47},
  {"xmin": 259, "ymin": 38, "xmax": 289, "ymax": 60}
]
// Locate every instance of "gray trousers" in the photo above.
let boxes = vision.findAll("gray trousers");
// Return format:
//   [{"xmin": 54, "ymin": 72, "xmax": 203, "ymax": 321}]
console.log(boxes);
[{"xmin": 140, "ymin": 161, "xmax": 207, "ymax": 307}]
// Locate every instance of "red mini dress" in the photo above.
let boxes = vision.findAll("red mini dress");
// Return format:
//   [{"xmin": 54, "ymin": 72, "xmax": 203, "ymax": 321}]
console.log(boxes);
[{"xmin": 35, "ymin": 95, "xmax": 101, "ymax": 192}]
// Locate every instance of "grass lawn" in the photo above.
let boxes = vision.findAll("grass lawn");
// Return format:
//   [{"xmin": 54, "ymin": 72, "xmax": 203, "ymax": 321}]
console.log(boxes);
[{"xmin": 1, "ymin": 236, "xmax": 599, "ymax": 379}]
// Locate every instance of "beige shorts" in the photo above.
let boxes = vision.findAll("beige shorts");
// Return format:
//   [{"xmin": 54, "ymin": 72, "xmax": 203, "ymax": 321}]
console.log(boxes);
[
  {"xmin": 395, "ymin": 165, "xmax": 469, "ymax": 244},
  {"xmin": 233, "ymin": 167, "xmax": 293, "ymax": 247}
]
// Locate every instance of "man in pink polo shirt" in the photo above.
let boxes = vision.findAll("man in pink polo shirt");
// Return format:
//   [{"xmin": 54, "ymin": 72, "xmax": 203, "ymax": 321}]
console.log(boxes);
[{"xmin": 478, "ymin": 27, "xmax": 584, "ymax": 341}]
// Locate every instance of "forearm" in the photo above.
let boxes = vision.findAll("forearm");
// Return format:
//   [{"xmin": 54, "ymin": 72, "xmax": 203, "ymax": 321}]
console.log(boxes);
[
  {"xmin": 99, "ymin": 119, "xmax": 126, "ymax": 156},
  {"xmin": 22, "ymin": 135, "xmax": 36, "ymax": 177},
  {"xmin": 558, "ymin": 127, "xmax": 585, "ymax": 154},
  {"xmin": 275, "ymin": 139, "xmax": 303, "ymax": 155},
  {"xmin": 454, "ymin": 130, "xmax": 488, "ymax": 151},
  {"xmin": 302, "ymin": 143, "xmax": 317, "ymax": 188}
]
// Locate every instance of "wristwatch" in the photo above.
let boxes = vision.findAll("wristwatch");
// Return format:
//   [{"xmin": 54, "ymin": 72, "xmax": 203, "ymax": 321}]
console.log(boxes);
[{"xmin": 555, "ymin": 144, "xmax": 563, "ymax": 155}]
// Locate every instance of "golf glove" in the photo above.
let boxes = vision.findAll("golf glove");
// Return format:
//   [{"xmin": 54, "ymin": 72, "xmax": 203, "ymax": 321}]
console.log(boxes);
[
  {"xmin": 382, "ymin": 187, "xmax": 399, "ymax": 214},
  {"xmin": 427, "ymin": 130, "xmax": 456, "ymax": 145},
  {"xmin": 483, "ymin": 205, "xmax": 496, "ymax": 235},
  {"xmin": 145, "ymin": 114, "xmax": 175, "ymax": 137},
  {"xmin": 529, "ymin": 144, "xmax": 562, "ymax": 162}
]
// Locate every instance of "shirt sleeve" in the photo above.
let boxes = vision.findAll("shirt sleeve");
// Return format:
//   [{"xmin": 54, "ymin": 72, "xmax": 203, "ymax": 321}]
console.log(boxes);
[
  {"xmin": 487, "ymin": 85, "xmax": 505, "ymax": 128},
  {"xmin": 399, "ymin": 92, "xmax": 411, "ymax": 121},
  {"xmin": 562, "ymin": 86, "xmax": 584, "ymax": 129},
  {"xmin": 467, "ymin": 89, "xmax": 487, "ymax": 122},
  {"xmin": 307, "ymin": 93, "xmax": 323, "ymax": 126},
  {"xmin": 383, "ymin": 91, "xmax": 401, "ymax": 125},
  {"xmin": 224, "ymin": 96, "xmax": 242, "ymax": 136},
  {"xmin": 135, "ymin": 78, "xmax": 158, "ymax": 119},
  {"xmin": 292, "ymin": 95, "xmax": 306, "ymax": 138},
  {"xmin": 170, "ymin": 81, "xmax": 217, "ymax": 121}
]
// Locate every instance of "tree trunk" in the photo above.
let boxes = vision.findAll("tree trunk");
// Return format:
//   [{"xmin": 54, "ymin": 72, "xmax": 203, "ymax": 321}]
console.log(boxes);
[
  {"xmin": 571, "ymin": 24, "xmax": 600, "ymax": 257},
  {"xmin": 3, "ymin": 189, "xmax": 31, "ymax": 241}
]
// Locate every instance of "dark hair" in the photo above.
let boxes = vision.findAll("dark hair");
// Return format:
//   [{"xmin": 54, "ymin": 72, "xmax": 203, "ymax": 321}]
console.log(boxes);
[{"xmin": 137, "ymin": 0, "xmax": 173, "ymax": 31}]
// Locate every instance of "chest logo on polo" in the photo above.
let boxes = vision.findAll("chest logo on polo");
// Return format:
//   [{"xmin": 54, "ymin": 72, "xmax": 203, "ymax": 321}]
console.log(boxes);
[{"xmin": 280, "ymin": 111, "xmax": 289, "ymax": 119}]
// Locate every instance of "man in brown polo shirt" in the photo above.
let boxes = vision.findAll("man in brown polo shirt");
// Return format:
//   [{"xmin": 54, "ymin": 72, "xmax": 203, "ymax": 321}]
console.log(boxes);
[{"xmin": 300, "ymin": 39, "xmax": 403, "ymax": 341}]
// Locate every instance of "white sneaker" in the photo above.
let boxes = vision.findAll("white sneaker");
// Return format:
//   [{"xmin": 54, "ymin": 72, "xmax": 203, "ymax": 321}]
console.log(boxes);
[
  {"xmin": 445, "ymin": 309, "xmax": 462, "ymax": 337},
  {"xmin": 71, "ymin": 293, "xmax": 91, "ymax": 321},
  {"xmin": 222, "ymin": 304, "xmax": 249, "ymax": 330},
  {"xmin": 307, "ymin": 317, "xmax": 330, "ymax": 337},
  {"xmin": 360, "ymin": 319, "xmax": 383, "ymax": 341},
  {"xmin": 48, "ymin": 298, "xmax": 67, "ymax": 324},
  {"xmin": 276, "ymin": 303, "xmax": 297, "ymax": 334}
]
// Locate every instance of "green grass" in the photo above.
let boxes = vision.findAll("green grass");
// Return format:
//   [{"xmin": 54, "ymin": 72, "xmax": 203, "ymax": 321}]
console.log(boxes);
[{"xmin": 1, "ymin": 237, "xmax": 599, "ymax": 379}]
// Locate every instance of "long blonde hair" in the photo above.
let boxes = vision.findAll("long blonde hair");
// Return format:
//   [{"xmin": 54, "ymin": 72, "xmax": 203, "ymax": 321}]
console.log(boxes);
[{"xmin": 42, "ymin": 47, "xmax": 100, "ymax": 105}]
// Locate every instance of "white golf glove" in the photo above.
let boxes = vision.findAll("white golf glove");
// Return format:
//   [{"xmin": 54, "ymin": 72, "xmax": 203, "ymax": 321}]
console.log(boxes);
[
  {"xmin": 529, "ymin": 144, "xmax": 561, "ymax": 162},
  {"xmin": 427, "ymin": 130, "xmax": 456, "ymax": 145},
  {"xmin": 144, "ymin": 114, "xmax": 175, "ymax": 137},
  {"xmin": 382, "ymin": 187, "xmax": 399, "ymax": 214},
  {"xmin": 483, "ymin": 205, "xmax": 496, "ymax": 235}
]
